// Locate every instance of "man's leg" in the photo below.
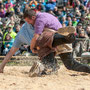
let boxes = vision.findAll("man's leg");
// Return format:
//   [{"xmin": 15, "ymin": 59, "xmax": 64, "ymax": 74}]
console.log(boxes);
[
  {"xmin": 29, "ymin": 52, "xmax": 59, "ymax": 77},
  {"xmin": 41, "ymin": 52, "xmax": 59, "ymax": 75},
  {"xmin": 52, "ymin": 26, "xmax": 76, "ymax": 47},
  {"xmin": 40, "ymin": 33, "xmax": 74, "ymax": 74},
  {"xmin": 52, "ymin": 33, "xmax": 90, "ymax": 73},
  {"xmin": 59, "ymin": 52, "xmax": 90, "ymax": 73},
  {"xmin": 40, "ymin": 27, "xmax": 76, "ymax": 75},
  {"xmin": 52, "ymin": 33, "xmax": 75, "ymax": 47}
]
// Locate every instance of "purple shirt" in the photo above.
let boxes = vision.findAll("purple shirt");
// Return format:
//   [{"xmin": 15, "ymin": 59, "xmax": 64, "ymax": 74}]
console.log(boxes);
[{"xmin": 34, "ymin": 12, "xmax": 62, "ymax": 34}]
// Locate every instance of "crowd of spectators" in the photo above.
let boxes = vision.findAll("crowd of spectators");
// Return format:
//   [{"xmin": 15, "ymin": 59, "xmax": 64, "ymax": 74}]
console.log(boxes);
[{"xmin": 0, "ymin": 0, "xmax": 89, "ymax": 57}]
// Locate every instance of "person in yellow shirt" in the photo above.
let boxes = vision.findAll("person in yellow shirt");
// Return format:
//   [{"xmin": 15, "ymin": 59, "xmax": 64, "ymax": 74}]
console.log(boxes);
[{"xmin": 3, "ymin": 24, "xmax": 16, "ymax": 44}]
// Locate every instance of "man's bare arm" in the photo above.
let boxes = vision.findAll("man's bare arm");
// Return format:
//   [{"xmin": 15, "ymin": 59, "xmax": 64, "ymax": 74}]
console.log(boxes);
[
  {"xmin": 0, "ymin": 47, "xmax": 19, "ymax": 73},
  {"xmin": 30, "ymin": 34, "xmax": 40, "ymax": 53}
]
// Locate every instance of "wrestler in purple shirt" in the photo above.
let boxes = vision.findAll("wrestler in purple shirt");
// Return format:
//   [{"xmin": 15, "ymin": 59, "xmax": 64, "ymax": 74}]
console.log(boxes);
[{"xmin": 34, "ymin": 12, "xmax": 62, "ymax": 34}]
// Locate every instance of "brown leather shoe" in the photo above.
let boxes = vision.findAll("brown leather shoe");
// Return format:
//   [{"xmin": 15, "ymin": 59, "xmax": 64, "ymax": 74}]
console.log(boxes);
[
  {"xmin": 29, "ymin": 61, "xmax": 45, "ymax": 77},
  {"xmin": 58, "ymin": 26, "xmax": 76, "ymax": 36}
]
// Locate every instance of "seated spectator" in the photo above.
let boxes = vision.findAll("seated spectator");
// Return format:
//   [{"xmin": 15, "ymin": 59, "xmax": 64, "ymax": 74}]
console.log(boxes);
[
  {"xmin": 12, "ymin": 13, "xmax": 21, "ymax": 24},
  {"xmin": 86, "ymin": 25, "xmax": 90, "ymax": 37},
  {"xmin": 76, "ymin": 23, "xmax": 83, "ymax": 37},
  {"xmin": 74, "ymin": 7, "xmax": 81, "ymax": 17},
  {"xmin": 67, "ymin": 15, "xmax": 72, "ymax": 24},
  {"xmin": 10, "ymin": 21, "xmax": 15, "ymax": 28},
  {"xmin": 41, "ymin": 0, "xmax": 46, "ymax": 6},
  {"xmin": 53, "ymin": 7, "xmax": 60, "ymax": 16},
  {"xmin": 72, "ymin": 16, "xmax": 78, "ymax": 27},
  {"xmin": 0, "ymin": 3, "xmax": 6, "ymax": 11},
  {"xmin": 10, "ymin": 0, "xmax": 15, "ymax": 4},
  {"xmin": 0, "ymin": 29, "xmax": 3, "ymax": 55},
  {"xmin": 23, "ymin": 4, "xmax": 30, "ymax": 13},
  {"xmin": 10, "ymin": 15, "xmax": 15, "ymax": 23},
  {"xmin": 0, "ymin": 21, "xmax": 8, "ymax": 35},
  {"xmin": 67, "ymin": 9, "xmax": 73, "ymax": 17},
  {"xmin": 69, "ymin": 0, "xmax": 73, "ymax": 6},
  {"xmin": 68, "ymin": 21, "xmax": 72, "ymax": 26},
  {"xmin": 48, "ymin": 9, "xmax": 55, "ymax": 16},
  {"xmin": 0, "ymin": 17, "xmax": 2, "ymax": 25},
  {"xmin": 14, "ymin": 3, "xmax": 21, "ymax": 15},
  {"xmin": 78, "ymin": 29, "xmax": 89, "ymax": 38},
  {"xmin": 7, "ymin": 24, "xmax": 16, "ymax": 39},
  {"xmin": 81, "ymin": 6, "xmax": 87, "ymax": 16},
  {"xmin": 62, "ymin": 22, "xmax": 66, "ymax": 27},
  {"xmin": 62, "ymin": 7, "xmax": 67, "ymax": 17},
  {"xmin": 85, "ymin": 9, "xmax": 90, "ymax": 20},
  {"xmin": 0, "ymin": 8, "xmax": 6, "ymax": 18},
  {"xmin": 14, "ymin": 24, "xmax": 20, "ymax": 33},
  {"xmin": 7, "ymin": 4, "xmax": 14, "ymax": 12},
  {"xmin": 73, "ymin": 29, "xmax": 89, "ymax": 57},
  {"xmin": 36, "ymin": 0, "xmax": 45, "ymax": 12},
  {"xmin": 60, "ymin": 16, "xmax": 68, "ymax": 26},
  {"xmin": 79, "ymin": 15, "xmax": 89, "ymax": 29},
  {"xmin": 57, "ymin": 10, "xmax": 63, "ymax": 20},
  {"xmin": 29, "ymin": 0, "xmax": 38, "ymax": 8},
  {"xmin": 5, "ymin": 0, "xmax": 13, "ymax": 9},
  {"xmin": 3, "ymin": 24, "xmax": 16, "ymax": 44},
  {"xmin": 45, "ymin": 0, "xmax": 56, "ymax": 12},
  {"xmin": 5, "ymin": 8, "xmax": 14, "ymax": 17},
  {"xmin": 83, "ymin": 0, "xmax": 88, "ymax": 6},
  {"xmin": 19, "ymin": 44, "xmax": 30, "ymax": 55},
  {"xmin": 86, "ymin": 1, "xmax": 90, "ymax": 9},
  {"xmin": 0, "ymin": 0, "xmax": 2, "ymax": 7},
  {"xmin": 3, "ymin": 33, "xmax": 14, "ymax": 55},
  {"xmin": 74, "ymin": 0, "xmax": 83, "ymax": 10},
  {"xmin": 20, "ymin": 19, "xmax": 25, "ymax": 27},
  {"xmin": 63, "ymin": 0, "xmax": 68, "ymax": 6}
]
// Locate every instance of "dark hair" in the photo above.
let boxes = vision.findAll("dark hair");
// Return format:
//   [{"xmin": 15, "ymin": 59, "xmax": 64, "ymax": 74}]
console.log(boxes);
[
  {"xmin": 5, "ymin": 33, "xmax": 12, "ymax": 40},
  {"xmin": 23, "ymin": 9, "xmax": 36, "ymax": 19},
  {"xmin": 20, "ymin": 19, "xmax": 25, "ymax": 25}
]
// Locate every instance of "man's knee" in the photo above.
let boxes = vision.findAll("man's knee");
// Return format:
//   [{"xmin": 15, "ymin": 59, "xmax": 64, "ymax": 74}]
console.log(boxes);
[{"xmin": 59, "ymin": 52, "xmax": 74, "ymax": 70}]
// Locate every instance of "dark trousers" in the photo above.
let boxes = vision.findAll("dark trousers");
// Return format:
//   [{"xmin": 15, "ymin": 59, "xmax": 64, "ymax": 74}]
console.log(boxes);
[
  {"xmin": 59, "ymin": 52, "xmax": 90, "ymax": 73},
  {"xmin": 42, "ymin": 33, "xmax": 90, "ymax": 73},
  {"xmin": 42, "ymin": 52, "xmax": 58, "ymax": 72},
  {"xmin": 52, "ymin": 33, "xmax": 67, "ymax": 47}
]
